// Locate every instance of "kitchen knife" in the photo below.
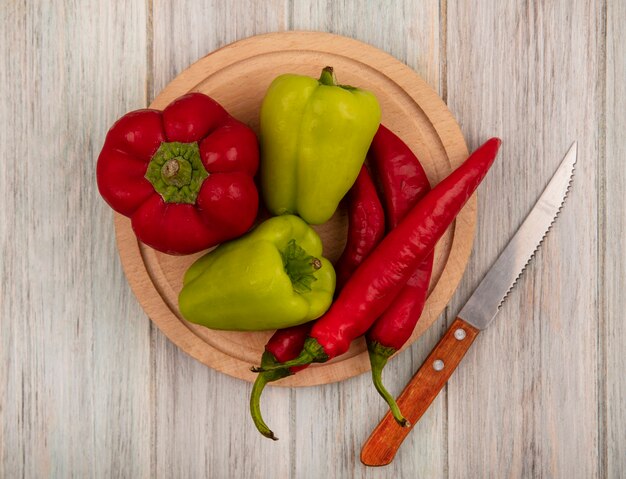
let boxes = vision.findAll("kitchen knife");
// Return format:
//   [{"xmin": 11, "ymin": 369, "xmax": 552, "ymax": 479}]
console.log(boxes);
[{"xmin": 360, "ymin": 142, "xmax": 577, "ymax": 467}]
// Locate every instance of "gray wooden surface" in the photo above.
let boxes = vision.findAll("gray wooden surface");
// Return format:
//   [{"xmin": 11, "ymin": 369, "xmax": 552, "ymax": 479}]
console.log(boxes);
[{"xmin": 1, "ymin": 0, "xmax": 623, "ymax": 477}]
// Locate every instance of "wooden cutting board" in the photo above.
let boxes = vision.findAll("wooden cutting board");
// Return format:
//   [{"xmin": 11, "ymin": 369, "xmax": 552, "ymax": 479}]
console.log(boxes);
[{"xmin": 114, "ymin": 31, "xmax": 473, "ymax": 387}]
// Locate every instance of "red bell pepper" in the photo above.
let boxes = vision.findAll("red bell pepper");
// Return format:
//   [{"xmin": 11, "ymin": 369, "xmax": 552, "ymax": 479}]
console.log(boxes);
[{"xmin": 97, "ymin": 92, "xmax": 259, "ymax": 254}]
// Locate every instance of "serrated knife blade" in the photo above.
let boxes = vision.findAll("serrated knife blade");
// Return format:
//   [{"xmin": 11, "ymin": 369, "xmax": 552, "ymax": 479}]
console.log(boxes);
[
  {"xmin": 458, "ymin": 141, "xmax": 577, "ymax": 329},
  {"xmin": 361, "ymin": 143, "xmax": 577, "ymax": 467}
]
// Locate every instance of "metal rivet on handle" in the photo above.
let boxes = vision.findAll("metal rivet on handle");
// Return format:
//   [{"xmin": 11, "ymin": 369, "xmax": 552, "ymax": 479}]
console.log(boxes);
[
  {"xmin": 433, "ymin": 359, "xmax": 445, "ymax": 371},
  {"xmin": 454, "ymin": 328, "xmax": 467, "ymax": 340}
]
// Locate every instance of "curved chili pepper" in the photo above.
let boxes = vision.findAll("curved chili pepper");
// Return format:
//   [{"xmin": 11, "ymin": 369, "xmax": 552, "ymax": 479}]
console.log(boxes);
[
  {"xmin": 334, "ymin": 165, "xmax": 386, "ymax": 290},
  {"xmin": 256, "ymin": 138, "xmax": 502, "ymax": 372},
  {"xmin": 249, "ymin": 165, "xmax": 385, "ymax": 439},
  {"xmin": 249, "ymin": 322, "xmax": 312, "ymax": 440},
  {"xmin": 365, "ymin": 125, "xmax": 434, "ymax": 426},
  {"xmin": 366, "ymin": 258, "xmax": 433, "ymax": 424},
  {"xmin": 370, "ymin": 125, "xmax": 432, "ymax": 230}
]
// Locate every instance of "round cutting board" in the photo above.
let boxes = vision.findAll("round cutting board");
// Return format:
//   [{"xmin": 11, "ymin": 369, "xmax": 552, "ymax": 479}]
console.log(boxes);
[{"xmin": 114, "ymin": 31, "xmax": 474, "ymax": 387}]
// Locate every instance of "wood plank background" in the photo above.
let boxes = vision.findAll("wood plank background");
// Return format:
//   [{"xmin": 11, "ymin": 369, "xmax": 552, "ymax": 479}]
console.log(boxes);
[{"xmin": 0, "ymin": 0, "xmax": 623, "ymax": 477}]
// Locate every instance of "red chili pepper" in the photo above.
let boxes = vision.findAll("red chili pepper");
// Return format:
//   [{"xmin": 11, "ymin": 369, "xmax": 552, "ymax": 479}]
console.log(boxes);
[
  {"xmin": 365, "ymin": 125, "xmax": 434, "ymax": 426},
  {"xmin": 257, "ymin": 138, "xmax": 502, "ymax": 372},
  {"xmin": 249, "ymin": 322, "xmax": 312, "ymax": 440},
  {"xmin": 249, "ymin": 165, "xmax": 386, "ymax": 439},
  {"xmin": 334, "ymin": 165, "xmax": 386, "ymax": 290},
  {"xmin": 369, "ymin": 125, "xmax": 432, "ymax": 230},
  {"xmin": 97, "ymin": 92, "xmax": 259, "ymax": 254}
]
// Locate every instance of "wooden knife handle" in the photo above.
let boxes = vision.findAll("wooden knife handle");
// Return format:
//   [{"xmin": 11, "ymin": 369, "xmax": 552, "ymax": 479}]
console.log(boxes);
[{"xmin": 360, "ymin": 317, "xmax": 480, "ymax": 467}]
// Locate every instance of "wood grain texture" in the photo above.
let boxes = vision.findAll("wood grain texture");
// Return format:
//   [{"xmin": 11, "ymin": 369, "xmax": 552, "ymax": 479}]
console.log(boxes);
[
  {"xmin": 1, "ymin": 0, "xmax": 624, "ymax": 477},
  {"xmin": 604, "ymin": 1, "xmax": 625, "ymax": 477},
  {"xmin": 445, "ymin": 0, "xmax": 603, "ymax": 477},
  {"xmin": 361, "ymin": 317, "xmax": 479, "ymax": 466},
  {"xmin": 0, "ymin": 1, "xmax": 152, "ymax": 478}
]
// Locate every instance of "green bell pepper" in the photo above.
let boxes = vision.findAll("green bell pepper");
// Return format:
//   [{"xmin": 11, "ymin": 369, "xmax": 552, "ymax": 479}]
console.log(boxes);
[
  {"xmin": 178, "ymin": 215, "xmax": 336, "ymax": 331},
  {"xmin": 260, "ymin": 67, "xmax": 381, "ymax": 224}
]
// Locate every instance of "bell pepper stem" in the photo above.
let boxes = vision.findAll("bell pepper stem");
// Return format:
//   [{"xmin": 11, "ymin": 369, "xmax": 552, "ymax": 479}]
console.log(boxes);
[
  {"xmin": 318, "ymin": 65, "xmax": 357, "ymax": 92},
  {"xmin": 162, "ymin": 158, "xmax": 180, "ymax": 178},
  {"xmin": 318, "ymin": 66, "xmax": 337, "ymax": 86},
  {"xmin": 367, "ymin": 340, "xmax": 410, "ymax": 427},
  {"xmin": 250, "ymin": 352, "xmax": 293, "ymax": 440},
  {"xmin": 252, "ymin": 337, "xmax": 328, "ymax": 372},
  {"xmin": 145, "ymin": 141, "xmax": 208, "ymax": 204},
  {"xmin": 281, "ymin": 240, "xmax": 322, "ymax": 294}
]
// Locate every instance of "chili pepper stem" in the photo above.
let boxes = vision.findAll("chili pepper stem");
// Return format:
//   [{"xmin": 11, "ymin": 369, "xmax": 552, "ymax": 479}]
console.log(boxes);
[
  {"xmin": 250, "ymin": 374, "xmax": 277, "ymax": 440},
  {"xmin": 252, "ymin": 337, "xmax": 328, "ymax": 372},
  {"xmin": 250, "ymin": 352, "xmax": 293, "ymax": 440},
  {"xmin": 367, "ymin": 340, "xmax": 410, "ymax": 427}
]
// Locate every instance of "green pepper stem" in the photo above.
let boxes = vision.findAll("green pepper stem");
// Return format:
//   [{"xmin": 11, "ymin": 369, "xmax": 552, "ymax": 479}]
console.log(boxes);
[
  {"xmin": 252, "ymin": 337, "xmax": 328, "ymax": 372},
  {"xmin": 250, "ymin": 352, "xmax": 293, "ymax": 440},
  {"xmin": 367, "ymin": 340, "xmax": 410, "ymax": 427},
  {"xmin": 318, "ymin": 66, "xmax": 357, "ymax": 91},
  {"xmin": 281, "ymin": 240, "xmax": 322, "ymax": 294},
  {"xmin": 144, "ymin": 141, "xmax": 208, "ymax": 204},
  {"xmin": 318, "ymin": 66, "xmax": 338, "ymax": 86}
]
